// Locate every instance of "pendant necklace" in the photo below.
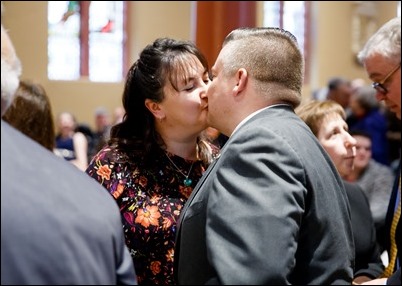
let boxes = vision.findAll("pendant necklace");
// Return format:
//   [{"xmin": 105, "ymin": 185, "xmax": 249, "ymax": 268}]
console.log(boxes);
[{"xmin": 165, "ymin": 152, "xmax": 195, "ymax": 187}]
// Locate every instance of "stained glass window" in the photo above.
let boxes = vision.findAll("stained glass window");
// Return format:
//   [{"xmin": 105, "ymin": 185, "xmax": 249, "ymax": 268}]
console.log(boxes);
[{"xmin": 48, "ymin": 1, "xmax": 126, "ymax": 82}]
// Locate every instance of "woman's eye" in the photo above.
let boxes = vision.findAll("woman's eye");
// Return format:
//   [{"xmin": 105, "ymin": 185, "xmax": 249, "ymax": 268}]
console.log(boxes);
[{"xmin": 328, "ymin": 130, "xmax": 339, "ymax": 138}]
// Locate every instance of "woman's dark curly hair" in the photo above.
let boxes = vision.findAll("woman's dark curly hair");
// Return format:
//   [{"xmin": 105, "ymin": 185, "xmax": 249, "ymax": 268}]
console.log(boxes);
[{"xmin": 109, "ymin": 37, "xmax": 213, "ymax": 165}]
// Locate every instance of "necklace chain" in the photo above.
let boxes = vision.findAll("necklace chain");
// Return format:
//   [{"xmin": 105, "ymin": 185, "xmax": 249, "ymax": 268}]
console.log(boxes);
[{"xmin": 165, "ymin": 152, "xmax": 195, "ymax": 186}]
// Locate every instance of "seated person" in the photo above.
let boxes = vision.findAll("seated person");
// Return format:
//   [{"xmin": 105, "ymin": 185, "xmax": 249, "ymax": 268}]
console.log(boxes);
[
  {"xmin": 346, "ymin": 130, "xmax": 395, "ymax": 251},
  {"xmin": 55, "ymin": 111, "xmax": 88, "ymax": 171},
  {"xmin": 296, "ymin": 100, "xmax": 384, "ymax": 284}
]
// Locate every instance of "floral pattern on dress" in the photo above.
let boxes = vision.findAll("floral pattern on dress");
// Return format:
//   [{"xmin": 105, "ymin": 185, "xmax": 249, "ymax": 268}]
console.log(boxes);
[{"xmin": 86, "ymin": 145, "xmax": 218, "ymax": 285}]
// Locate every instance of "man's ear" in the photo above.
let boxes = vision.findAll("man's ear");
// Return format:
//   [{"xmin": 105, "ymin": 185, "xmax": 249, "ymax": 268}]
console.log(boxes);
[
  {"xmin": 144, "ymin": 99, "xmax": 165, "ymax": 120},
  {"xmin": 233, "ymin": 68, "xmax": 248, "ymax": 96}
]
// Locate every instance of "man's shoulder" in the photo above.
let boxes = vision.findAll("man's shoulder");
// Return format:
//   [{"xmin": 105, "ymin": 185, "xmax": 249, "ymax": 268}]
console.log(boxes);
[
  {"xmin": 1, "ymin": 120, "xmax": 113, "ymax": 205},
  {"xmin": 2, "ymin": 120, "xmax": 68, "ymax": 170}
]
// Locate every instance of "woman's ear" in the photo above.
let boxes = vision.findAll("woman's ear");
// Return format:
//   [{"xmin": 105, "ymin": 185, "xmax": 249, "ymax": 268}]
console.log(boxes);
[{"xmin": 144, "ymin": 99, "xmax": 165, "ymax": 120}]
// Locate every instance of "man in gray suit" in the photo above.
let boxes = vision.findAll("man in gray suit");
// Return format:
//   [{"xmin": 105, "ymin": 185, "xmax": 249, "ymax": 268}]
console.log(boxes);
[
  {"xmin": 174, "ymin": 27, "xmax": 354, "ymax": 284},
  {"xmin": 1, "ymin": 14, "xmax": 137, "ymax": 285}
]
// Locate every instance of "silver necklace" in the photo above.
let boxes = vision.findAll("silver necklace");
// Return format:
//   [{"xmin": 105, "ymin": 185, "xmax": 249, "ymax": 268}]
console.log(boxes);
[{"xmin": 165, "ymin": 152, "xmax": 195, "ymax": 187}]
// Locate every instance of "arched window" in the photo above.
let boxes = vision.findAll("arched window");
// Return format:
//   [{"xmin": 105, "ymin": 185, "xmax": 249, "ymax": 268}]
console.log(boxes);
[{"xmin": 48, "ymin": 1, "xmax": 127, "ymax": 82}]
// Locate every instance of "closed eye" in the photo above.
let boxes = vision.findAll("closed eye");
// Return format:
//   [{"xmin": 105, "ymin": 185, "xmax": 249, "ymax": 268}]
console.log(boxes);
[{"xmin": 184, "ymin": 85, "xmax": 195, "ymax": 91}]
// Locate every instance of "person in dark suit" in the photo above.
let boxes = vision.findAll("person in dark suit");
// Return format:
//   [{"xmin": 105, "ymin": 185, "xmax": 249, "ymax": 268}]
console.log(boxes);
[
  {"xmin": 0, "ymin": 17, "xmax": 137, "ymax": 285},
  {"xmin": 357, "ymin": 16, "xmax": 401, "ymax": 286},
  {"xmin": 296, "ymin": 100, "xmax": 384, "ymax": 284},
  {"xmin": 174, "ymin": 27, "xmax": 354, "ymax": 285}
]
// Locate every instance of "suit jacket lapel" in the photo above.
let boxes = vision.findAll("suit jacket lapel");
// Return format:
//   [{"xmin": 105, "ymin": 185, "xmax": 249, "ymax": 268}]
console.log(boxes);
[{"xmin": 180, "ymin": 155, "xmax": 220, "ymax": 217}]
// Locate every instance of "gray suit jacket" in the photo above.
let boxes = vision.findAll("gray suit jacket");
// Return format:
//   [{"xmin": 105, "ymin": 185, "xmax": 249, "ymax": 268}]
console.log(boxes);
[
  {"xmin": 175, "ymin": 105, "xmax": 354, "ymax": 285},
  {"xmin": 1, "ymin": 120, "xmax": 137, "ymax": 285}
]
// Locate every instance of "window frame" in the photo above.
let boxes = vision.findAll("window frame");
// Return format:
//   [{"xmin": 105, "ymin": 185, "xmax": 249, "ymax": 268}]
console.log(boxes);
[
  {"xmin": 79, "ymin": 1, "xmax": 129, "ymax": 80},
  {"xmin": 263, "ymin": 1, "xmax": 311, "ymax": 83}
]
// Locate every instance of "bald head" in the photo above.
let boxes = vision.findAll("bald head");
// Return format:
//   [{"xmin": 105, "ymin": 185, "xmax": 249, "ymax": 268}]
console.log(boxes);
[{"xmin": 1, "ymin": 24, "xmax": 22, "ymax": 116}]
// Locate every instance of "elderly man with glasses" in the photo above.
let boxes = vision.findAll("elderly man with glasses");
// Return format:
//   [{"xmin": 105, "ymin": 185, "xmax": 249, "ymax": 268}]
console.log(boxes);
[
  {"xmin": 372, "ymin": 62, "xmax": 401, "ymax": 96},
  {"xmin": 358, "ymin": 18, "xmax": 401, "ymax": 120},
  {"xmin": 357, "ymin": 16, "xmax": 401, "ymax": 286}
]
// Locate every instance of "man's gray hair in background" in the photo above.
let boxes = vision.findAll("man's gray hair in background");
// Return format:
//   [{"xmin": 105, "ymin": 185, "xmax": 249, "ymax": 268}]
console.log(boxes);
[{"xmin": 1, "ymin": 4, "xmax": 22, "ymax": 116}]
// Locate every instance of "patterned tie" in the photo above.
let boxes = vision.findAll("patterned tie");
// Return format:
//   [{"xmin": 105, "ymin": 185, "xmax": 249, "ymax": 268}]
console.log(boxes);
[{"xmin": 381, "ymin": 175, "xmax": 401, "ymax": 278}]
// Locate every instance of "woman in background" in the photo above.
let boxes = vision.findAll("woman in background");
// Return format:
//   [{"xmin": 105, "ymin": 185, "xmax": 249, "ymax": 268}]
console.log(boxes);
[
  {"xmin": 296, "ymin": 100, "xmax": 384, "ymax": 284},
  {"xmin": 3, "ymin": 79, "xmax": 55, "ymax": 151},
  {"xmin": 346, "ymin": 130, "xmax": 395, "ymax": 251},
  {"xmin": 55, "ymin": 111, "xmax": 88, "ymax": 171}
]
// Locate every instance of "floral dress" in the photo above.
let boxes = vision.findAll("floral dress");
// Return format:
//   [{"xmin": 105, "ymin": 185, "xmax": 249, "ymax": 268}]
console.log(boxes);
[{"xmin": 85, "ymin": 145, "xmax": 217, "ymax": 285}]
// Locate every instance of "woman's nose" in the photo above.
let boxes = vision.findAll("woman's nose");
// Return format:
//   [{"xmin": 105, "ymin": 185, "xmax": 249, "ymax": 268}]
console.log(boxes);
[
  {"xmin": 344, "ymin": 132, "xmax": 357, "ymax": 147},
  {"xmin": 200, "ymin": 81, "xmax": 209, "ymax": 97}
]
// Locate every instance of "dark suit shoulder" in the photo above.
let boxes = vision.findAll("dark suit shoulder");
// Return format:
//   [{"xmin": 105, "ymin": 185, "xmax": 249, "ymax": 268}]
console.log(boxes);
[
  {"xmin": 1, "ymin": 120, "xmax": 117, "ymax": 212},
  {"xmin": 343, "ymin": 181, "xmax": 371, "ymax": 207}
]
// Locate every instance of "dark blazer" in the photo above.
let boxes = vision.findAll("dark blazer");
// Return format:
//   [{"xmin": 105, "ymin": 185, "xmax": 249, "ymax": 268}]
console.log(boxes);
[
  {"xmin": 1, "ymin": 120, "xmax": 137, "ymax": 285},
  {"xmin": 175, "ymin": 105, "xmax": 354, "ymax": 285},
  {"xmin": 387, "ymin": 269, "xmax": 401, "ymax": 285},
  {"xmin": 384, "ymin": 163, "xmax": 401, "ymax": 285},
  {"xmin": 343, "ymin": 181, "xmax": 384, "ymax": 278}
]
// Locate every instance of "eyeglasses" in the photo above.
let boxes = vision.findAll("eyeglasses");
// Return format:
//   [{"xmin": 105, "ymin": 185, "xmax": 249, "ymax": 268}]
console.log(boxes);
[{"xmin": 371, "ymin": 63, "xmax": 401, "ymax": 94}]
